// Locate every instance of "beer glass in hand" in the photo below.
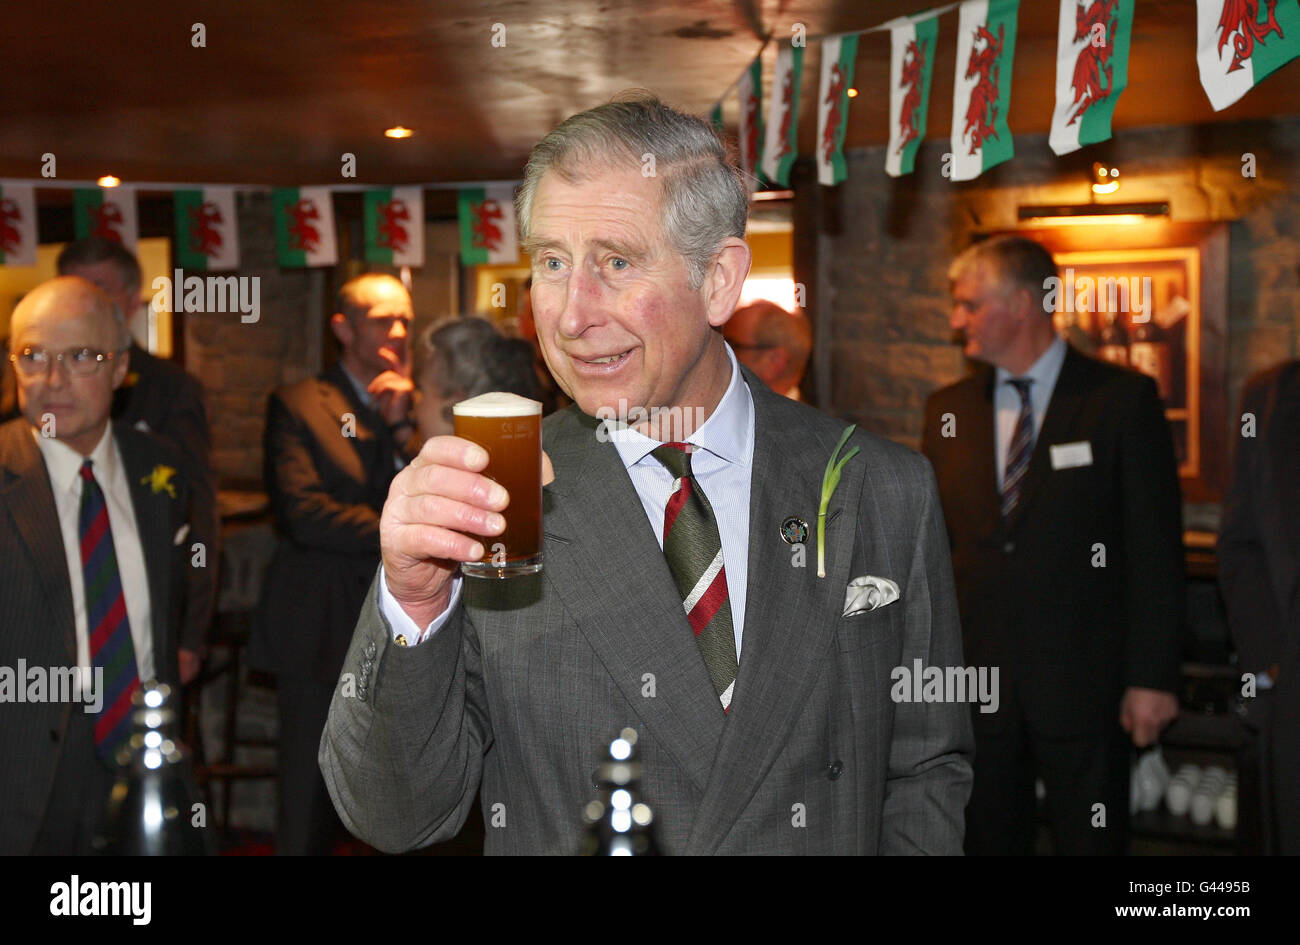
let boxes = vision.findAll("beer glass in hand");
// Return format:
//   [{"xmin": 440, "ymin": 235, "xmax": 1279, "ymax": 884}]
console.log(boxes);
[{"xmin": 452, "ymin": 392, "xmax": 543, "ymax": 577}]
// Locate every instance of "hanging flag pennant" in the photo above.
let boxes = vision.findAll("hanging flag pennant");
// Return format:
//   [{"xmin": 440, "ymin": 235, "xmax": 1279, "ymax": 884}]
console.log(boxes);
[
  {"xmin": 1197, "ymin": 0, "xmax": 1300, "ymax": 111},
  {"xmin": 364, "ymin": 186, "xmax": 424, "ymax": 266},
  {"xmin": 0, "ymin": 184, "xmax": 37, "ymax": 267},
  {"xmin": 458, "ymin": 184, "xmax": 518, "ymax": 265},
  {"xmin": 950, "ymin": 0, "xmax": 1019, "ymax": 181},
  {"xmin": 761, "ymin": 45, "xmax": 805, "ymax": 186},
  {"xmin": 174, "ymin": 187, "xmax": 239, "ymax": 270},
  {"xmin": 709, "ymin": 102, "xmax": 724, "ymax": 133},
  {"xmin": 74, "ymin": 187, "xmax": 138, "ymax": 252},
  {"xmin": 737, "ymin": 57, "xmax": 764, "ymax": 189},
  {"xmin": 1050, "ymin": 0, "xmax": 1134, "ymax": 155},
  {"xmin": 886, "ymin": 14, "xmax": 940, "ymax": 177},
  {"xmin": 816, "ymin": 34, "xmax": 859, "ymax": 186},
  {"xmin": 272, "ymin": 187, "xmax": 336, "ymax": 267}
]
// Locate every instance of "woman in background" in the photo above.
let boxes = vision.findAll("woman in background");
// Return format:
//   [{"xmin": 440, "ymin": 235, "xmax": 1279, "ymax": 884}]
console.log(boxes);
[{"xmin": 414, "ymin": 316, "xmax": 548, "ymax": 439}]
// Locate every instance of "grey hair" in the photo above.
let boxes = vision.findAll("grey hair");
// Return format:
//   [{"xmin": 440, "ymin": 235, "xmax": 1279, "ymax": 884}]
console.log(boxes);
[
  {"xmin": 949, "ymin": 235, "xmax": 1059, "ymax": 311},
  {"xmin": 515, "ymin": 93, "xmax": 748, "ymax": 290},
  {"xmin": 418, "ymin": 316, "xmax": 544, "ymax": 403}
]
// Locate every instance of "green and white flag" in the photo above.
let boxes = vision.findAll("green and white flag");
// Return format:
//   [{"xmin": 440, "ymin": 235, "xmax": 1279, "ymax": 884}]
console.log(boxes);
[
  {"xmin": 0, "ymin": 184, "xmax": 37, "ymax": 267},
  {"xmin": 737, "ymin": 57, "xmax": 764, "ymax": 189},
  {"xmin": 364, "ymin": 186, "xmax": 424, "ymax": 266},
  {"xmin": 272, "ymin": 187, "xmax": 336, "ymax": 267},
  {"xmin": 885, "ymin": 14, "xmax": 939, "ymax": 177},
  {"xmin": 816, "ymin": 34, "xmax": 859, "ymax": 186},
  {"xmin": 1198, "ymin": 0, "xmax": 1300, "ymax": 111},
  {"xmin": 761, "ymin": 45, "xmax": 804, "ymax": 186},
  {"xmin": 458, "ymin": 184, "xmax": 518, "ymax": 265},
  {"xmin": 74, "ymin": 187, "xmax": 138, "ymax": 251},
  {"xmin": 709, "ymin": 102, "xmax": 724, "ymax": 132},
  {"xmin": 174, "ymin": 187, "xmax": 239, "ymax": 270},
  {"xmin": 950, "ymin": 0, "xmax": 1019, "ymax": 181},
  {"xmin": 1050, "ymin": 0, "xmax": 1133, "ymax": 155}
]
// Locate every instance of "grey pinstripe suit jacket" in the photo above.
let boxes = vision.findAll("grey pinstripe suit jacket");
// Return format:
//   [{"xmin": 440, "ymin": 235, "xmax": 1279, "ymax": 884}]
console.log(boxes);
[{"xmin": 321, "ymin": 371, "xmax": 973, "ymax": 854}]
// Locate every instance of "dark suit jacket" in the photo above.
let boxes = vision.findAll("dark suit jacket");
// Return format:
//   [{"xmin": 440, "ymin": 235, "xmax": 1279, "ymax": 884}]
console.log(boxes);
[
  {"xmin": 252, "ymin": 363, "xmax": 418, "ymax": 684},
  {"xmin": 321, "ymin": 369, "xmax": 975, "ymax": 855},
  {"xmin": 921, "ymin": 345, "xmax": 1185, "ymax": 736},
  {"xmin": 0, "ymin": 417, "xmax": 210, "ymax": 853}
]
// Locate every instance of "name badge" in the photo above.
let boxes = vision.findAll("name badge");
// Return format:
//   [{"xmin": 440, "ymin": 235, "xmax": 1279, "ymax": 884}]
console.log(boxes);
[{"xmin": 1050, "ymin": 441, "xmax": 1093, "ymax": 470}]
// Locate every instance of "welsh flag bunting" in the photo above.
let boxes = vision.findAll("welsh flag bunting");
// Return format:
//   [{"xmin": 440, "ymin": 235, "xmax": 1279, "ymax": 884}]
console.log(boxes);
[
  {"xmin": 272, "ymin": 187, "xmax": 336, "ymax": 267},
  {"xmin": 737, "ymin": 57, "xmax": 764, "ymax": 189},
  {"xmin": 710, "ymin": 103, "xmax": 724, "ymax": 132},
  {"xmin": 816, "ymin": 34, "xmax": 859, "ymax": 186},
  {"xmin": 364, "ymin": 186, "xmax": 424, "ymax": 266},
  {"xmin": 885, "ymin": 14, "xmax": 939, "ymax": 178},
  {"xmin": 74, "ymin": 187, "xmax": 138, "ymax": 251},
  {"xmin": 950, "ymin": 0, "xmax": 1019, "ymax": 182},
  {"xmin": 760, "ymin": 45, "xmax": 804, "ymax": 186},
  {"xmin": 174, "ymin": 187, "xmax": 239, "ymax": 270},
  {"xmin": 1198, "ymin": 0, "xmax": 1300, "ymax": 111},
  {"xmin": 458, "ymin": 184, "xmax": 518, "ymax": 265},
  {"xmin": 1050, "ymin": 0, "xmax": 1134, "ymax": 155},
  {"xmin": 0, "ymin": 184, "xmax": 37, "ymax": 267}
]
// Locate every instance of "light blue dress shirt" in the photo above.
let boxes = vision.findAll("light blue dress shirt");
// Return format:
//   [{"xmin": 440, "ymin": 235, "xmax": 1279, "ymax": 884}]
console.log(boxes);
[{"xmin": 994, "ymin": 336, "xmax": 1067, "ymax": 490}]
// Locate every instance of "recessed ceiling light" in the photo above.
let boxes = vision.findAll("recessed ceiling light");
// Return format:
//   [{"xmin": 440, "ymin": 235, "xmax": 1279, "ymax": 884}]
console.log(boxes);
[
  {"xmin": 846, "ymin": 88, "xmax": 858, "ymax": 98},
  {"xmin": 385, "ymin": 126, "xmax": 414, "ymax": 139},
  {"xmin": 98, "ymin": 175, "xmax": 121, "ymax": 187}
]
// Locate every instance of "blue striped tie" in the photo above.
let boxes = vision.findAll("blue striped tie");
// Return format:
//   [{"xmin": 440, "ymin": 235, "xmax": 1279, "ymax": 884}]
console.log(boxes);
[
  {"xmin": 1001, "ymin": 378, "xmax": 1035, "ymax": 520},
  {"xmin": 79, "ymin": 459, "xmax": 141, "ymax": 764}
]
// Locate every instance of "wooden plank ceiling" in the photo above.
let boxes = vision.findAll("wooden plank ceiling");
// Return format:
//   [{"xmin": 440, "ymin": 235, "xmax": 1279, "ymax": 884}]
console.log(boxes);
[{"xmin": 1, "ymin": 0, "xmax": 1296, "ymax": 187}]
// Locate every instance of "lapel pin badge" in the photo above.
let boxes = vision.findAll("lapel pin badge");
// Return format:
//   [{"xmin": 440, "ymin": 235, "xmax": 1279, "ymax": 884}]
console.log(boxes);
[{"xmin": 780, "ymin": 517, "xmax": 809, "ymax": 545}]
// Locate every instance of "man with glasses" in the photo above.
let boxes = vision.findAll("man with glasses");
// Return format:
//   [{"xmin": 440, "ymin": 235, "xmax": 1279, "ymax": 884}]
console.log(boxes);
[
  {"xmin": 0, "ymin": 276, "xmax": 211, "ymax": 854},
  {"xmin": 722, "ymin": 300, "xmax": 812, "ymax": 401}
]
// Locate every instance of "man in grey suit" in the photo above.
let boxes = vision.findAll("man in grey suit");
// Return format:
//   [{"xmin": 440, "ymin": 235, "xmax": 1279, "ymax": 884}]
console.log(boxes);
[{"xmin": 320, "ymin": 95, "xmax": 973, "ymax": 854}]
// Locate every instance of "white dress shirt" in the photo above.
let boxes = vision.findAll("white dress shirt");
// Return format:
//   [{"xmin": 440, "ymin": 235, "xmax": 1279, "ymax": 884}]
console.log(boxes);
[
  {"xmin": 380, "ymin": 344, "xmax": 758, "ymax": 657},
  {"xmin": 35, "ymin": 425, "xmax": 155, "ymax": 681},
  {"xmin": 994, "ymin": 335, "xmax": 1067, "ymax": 490}
]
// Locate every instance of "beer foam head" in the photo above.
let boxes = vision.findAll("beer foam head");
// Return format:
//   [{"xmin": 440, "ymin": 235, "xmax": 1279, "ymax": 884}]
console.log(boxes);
[{"xmin": 452, "ymin": 391, "xmax": 543, "ymax": 417}]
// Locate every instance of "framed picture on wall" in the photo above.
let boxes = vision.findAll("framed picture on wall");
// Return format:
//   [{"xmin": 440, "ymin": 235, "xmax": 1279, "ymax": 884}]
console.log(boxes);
[{"xmin": 999, "ymin": 222, "xmax": 1228, "ymax": 501}]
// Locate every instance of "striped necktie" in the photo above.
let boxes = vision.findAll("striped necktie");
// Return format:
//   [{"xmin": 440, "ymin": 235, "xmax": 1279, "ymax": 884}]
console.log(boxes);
[
  {"xmin": 651, "ymin": 443, "xmax": 738, "ymax": 712},
  {"xmin": 79, "ymin": 459, "xmax": 141, "ymax": 764},
  {"xmin": 1001, "ymin": 378, "xmax": 1035, "ymax": 520}
]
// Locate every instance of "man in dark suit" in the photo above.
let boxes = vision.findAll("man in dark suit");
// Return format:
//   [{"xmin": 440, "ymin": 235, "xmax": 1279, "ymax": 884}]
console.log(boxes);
[
  {"xmin": 1219, "ymin": 359, "xmax": 1300, "ymax": 854},
  {"xmin": 320, "ymin": 96, "xmax": 973, "ymax": 855},
  {"xmin": 253, "ymin": 273, "xmax": 418, "ymax": 855},
  {"xmin": 922, "ymin": 235, "xmax": 1185, "ymax": 855},
  {"xmin": 0, "ymin": 277, "xmax": 210, "ymax": 853}
]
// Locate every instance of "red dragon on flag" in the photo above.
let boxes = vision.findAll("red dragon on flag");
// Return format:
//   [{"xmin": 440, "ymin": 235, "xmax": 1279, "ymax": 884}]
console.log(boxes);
[
  {"xmin": 1217, "ymin": 0, "xmax": 1283, "ymax": 73},
  {"xmin": 377, "ymin": 199, "xmax": 410, "ymax": 251},
  {"xmin": 91, "ymin": 203, "xmax": 125, "ymax": 243},
  {"xmin": 962, "ymin": 24, "xmax": 1005, "ymax": 155},
  {"xmin": 287, "ymin": 199, "xmax": 321, "ymax": 252},
  {"xmin": 897, "ymin": 38, "xmax": 928, "ymax": 154},
  {"xmin": 0, "ymin": 199, "xmax": 22, "ymax": 255},
  {"xmin": 187, "ymin": 201, "xmax": 225, "ymax": 256},
  {"xmin": 471, "ymin": 199, "xmax": 504, "ymax": 251},
  {"xmin": 775, "ymin": 69, "xmax": 795, "ymax": 160},
  {"xmin": 1067, "ymin": 0, "xmax": 1119, "ymax": 125},
  {"xmin": 821, "ymin": 62, "xmax": 847, "ymax": 164},
  {"xmin": 743, "ymin": 90, "xmax": 761, "ymax": 176}
]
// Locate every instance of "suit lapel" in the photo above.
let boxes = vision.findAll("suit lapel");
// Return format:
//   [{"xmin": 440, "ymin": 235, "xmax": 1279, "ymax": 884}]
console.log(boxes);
[
  {"xmin": 323, "ymin": 364, "xmax": 391, "ymax": 495},
  {"xmin": 968, "ymin": 369, "xmax": 1004, "ymax": 539},
  {"xmin": 541, "ymin": 412, "xmax": 724, "ymax": 796},
  {"xmin": 0, "ymin": 420, "xmax": 76, "ymax": 660},
  {"xmin": 686, "ymin": 378, "xmax": 863, "ymax": 854},
  {"xmin": 117, "ymin": 425, "xmax": 173, "ymax": 674}
]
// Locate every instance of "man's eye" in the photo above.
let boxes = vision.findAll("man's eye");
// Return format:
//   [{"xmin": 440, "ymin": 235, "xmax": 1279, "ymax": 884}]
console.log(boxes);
[
  {"xmin": 544, "ymin": 257, "xmax": 563, "ymax": 271},
  {"xmin": 609, "ymin": 257, "xmax": 628, "ymax": 271},
  {"xmin": 70, "ymin": 349, "xmax": 95, "ymax": 363}
]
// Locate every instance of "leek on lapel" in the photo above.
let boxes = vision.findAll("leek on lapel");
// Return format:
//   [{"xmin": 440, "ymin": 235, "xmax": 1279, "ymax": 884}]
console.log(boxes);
[{"xmin": 817, "ymin": 425, "xmax": 859, "ymax": 578}]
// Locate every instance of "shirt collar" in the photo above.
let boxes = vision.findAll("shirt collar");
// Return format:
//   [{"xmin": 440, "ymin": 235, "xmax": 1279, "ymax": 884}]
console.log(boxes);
[
  {"xmin": 339, "ymin": 363, "xmax": 374, "ymax": 409},
  {"xmin": 996, "ymin": 334, "xmax": 1067, "ymax": 390},
  {"xmin": 33, "ymin": 422, "xmax": 118, "ymax": 495},
  {"xmin": 607, "ymin": 342, "xmax": 753, "ymax": 471}
]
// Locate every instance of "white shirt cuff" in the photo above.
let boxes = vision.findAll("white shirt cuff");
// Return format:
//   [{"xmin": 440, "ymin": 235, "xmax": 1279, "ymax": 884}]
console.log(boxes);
[{"xmin": 376, "ymin": 564, "xmax": 462, "ymax": 645}]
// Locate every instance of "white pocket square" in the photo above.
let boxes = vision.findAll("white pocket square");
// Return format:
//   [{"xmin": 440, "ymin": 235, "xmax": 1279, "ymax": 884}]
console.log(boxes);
[
  {"xmin": 173, "ymin": 523, "xmax": 190, "ymax": 546},
  {"xmin": 843, "ymin": 575, "xmax": 900, "ymax": 616}
]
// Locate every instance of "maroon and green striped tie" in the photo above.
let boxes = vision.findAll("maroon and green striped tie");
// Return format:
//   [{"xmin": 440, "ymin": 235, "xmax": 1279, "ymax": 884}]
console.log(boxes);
[
  {"xmin": 652, "ymin": 443, "xmax": 737, "ymax": 712},
  {"xmin": 79, "ymin": 459, "xmax": 141, "ymax": 764}
]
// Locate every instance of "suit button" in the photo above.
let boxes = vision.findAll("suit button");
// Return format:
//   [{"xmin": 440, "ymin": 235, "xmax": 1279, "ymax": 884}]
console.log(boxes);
[
  {"xmin": 827, "ymin": 760, "xmax": 843, "ymax": 780},
  {"xmin": 1002, "ymin": 542, "xmax": 1015, "ymax": 554}
]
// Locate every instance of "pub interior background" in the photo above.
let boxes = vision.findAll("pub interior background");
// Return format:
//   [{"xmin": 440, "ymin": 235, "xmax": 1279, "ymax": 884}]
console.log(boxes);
[{"xmin": 1, "ymin": 0, "xmax": 1296, "ymax": 855}]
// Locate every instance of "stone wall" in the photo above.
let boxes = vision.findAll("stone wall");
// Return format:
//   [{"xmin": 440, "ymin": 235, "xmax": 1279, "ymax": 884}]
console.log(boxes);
[{"xmin": 800, "ymin": 117, "xmax": 1300, "ymax": 477}]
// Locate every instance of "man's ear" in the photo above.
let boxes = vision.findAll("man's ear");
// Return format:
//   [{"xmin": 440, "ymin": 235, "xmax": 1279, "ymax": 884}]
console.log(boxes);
[
  {"xmin": 705, "ymin": 237, "xmax": 752, "ymax": 328},
  {"xmin": 330, "ymin": 312, "xmax": 354, "ymax": 348},
  {"xmin": 110, "ymin": 347, "xmax": 130, "ymax": 390}
]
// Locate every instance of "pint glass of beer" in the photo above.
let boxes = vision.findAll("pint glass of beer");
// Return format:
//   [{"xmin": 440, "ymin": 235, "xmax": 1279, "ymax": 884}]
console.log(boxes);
[{"xmin": 452, "ymin": 392, "xmax": 543, "ymax": 578}]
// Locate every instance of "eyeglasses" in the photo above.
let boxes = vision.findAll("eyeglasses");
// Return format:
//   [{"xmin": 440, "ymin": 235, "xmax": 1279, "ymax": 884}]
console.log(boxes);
[{"xmin": 9, "ymin": 346, "xmax": 124, "ymax": 377}]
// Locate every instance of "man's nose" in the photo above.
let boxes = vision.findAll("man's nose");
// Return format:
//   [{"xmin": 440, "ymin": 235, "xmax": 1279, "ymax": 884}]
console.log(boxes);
[
  {"xmin": 556, "ymin": 263, "xmax": 604, "ymax": 339},
  {"xmin": 389, "ymin": 319, "xmax": 408, "ymax": 339},
  {"xmin": 45, "ymin": 356, "xmax": 72, "ymax": 387}
]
